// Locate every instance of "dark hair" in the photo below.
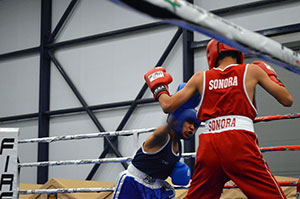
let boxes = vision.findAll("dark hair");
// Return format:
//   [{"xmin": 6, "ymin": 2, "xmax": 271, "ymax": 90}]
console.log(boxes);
[{"xmin": 215, "ymin": 51, "xmax": 242, "ymax": 66}]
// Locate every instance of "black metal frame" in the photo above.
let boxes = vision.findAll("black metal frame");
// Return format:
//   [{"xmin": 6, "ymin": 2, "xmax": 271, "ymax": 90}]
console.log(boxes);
[
  {"xmin": 0, "ymin": 0, "xmax": 299, "ymax": 184},
  {"xmin": 37, "ymin": 0, "xmax": 52, "ymax": 184}
]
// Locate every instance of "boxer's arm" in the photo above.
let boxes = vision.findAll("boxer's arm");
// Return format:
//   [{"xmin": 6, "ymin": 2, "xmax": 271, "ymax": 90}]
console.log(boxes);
[
  {"xmin": 159, "ymin": 72, "xmax": 203, "ymax": 113},
  {"xmin": 143, "ymin": 126, "xmax": 170, "ymax": 153},
  {"xmin": 250, "ymin": 64, "xmax": 293, "ymax": 107},
  {"xmin": 252, "ymin": 61, "xmax": 285, "ymax": 87}
]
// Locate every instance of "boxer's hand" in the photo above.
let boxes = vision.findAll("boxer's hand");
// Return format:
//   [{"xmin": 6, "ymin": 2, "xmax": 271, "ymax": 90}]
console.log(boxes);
[
  {"xmin": 144, "ymin": 67, "xmax": 173, "ymax": 100},
  {"xmin": 252, "ymin": 61, "xmax": 285, "ymax": 87},
  {"xmin": 170, "ymin": 161, "xmax": 191, "ymax": 186}
]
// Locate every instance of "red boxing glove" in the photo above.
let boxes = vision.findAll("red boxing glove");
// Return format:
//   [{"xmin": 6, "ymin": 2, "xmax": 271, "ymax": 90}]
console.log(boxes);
[
  {"xmin": 252, "ymin": 61, "xmax": 285, "ymax": 87},
  {"xmin": 144, "ymin": 67, "xmax": 173, "ymax": 100}
]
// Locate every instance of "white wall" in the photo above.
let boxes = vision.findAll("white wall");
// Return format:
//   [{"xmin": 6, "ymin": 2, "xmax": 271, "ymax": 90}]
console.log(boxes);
[{"xmin": 0, "ymin": 0, "xmax": 299, "ymax": 185}]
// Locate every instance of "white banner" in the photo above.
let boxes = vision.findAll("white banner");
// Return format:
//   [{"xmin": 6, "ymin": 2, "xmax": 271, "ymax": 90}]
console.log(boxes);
[{"xmin": 0, "ymin": 128, "xmax": 19, "ymax": 199}]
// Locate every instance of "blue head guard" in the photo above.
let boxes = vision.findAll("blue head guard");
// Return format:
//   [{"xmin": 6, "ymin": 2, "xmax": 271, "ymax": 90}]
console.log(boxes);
[{"xmin": 168, "ymin": 83, "xmax": 201, "ymax": 139}]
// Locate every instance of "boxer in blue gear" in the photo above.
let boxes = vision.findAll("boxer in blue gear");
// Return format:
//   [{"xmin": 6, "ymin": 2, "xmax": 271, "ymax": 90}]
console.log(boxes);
[{"xmin": 112, "ymin": 83, "xmax": 201, "ymax": 199}]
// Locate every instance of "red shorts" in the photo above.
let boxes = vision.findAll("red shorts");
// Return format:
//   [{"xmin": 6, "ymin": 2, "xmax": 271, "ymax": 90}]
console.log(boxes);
[{"xmin": 186, "ymin": 129, "xmax": 286, "ymax": 199}]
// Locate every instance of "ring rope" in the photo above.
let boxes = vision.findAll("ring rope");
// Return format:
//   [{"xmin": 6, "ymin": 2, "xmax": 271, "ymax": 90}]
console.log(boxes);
[
  {"xmin": 254, "ymin": 112, "xmax": 300, "ymax": 123},
  {"xmin": 260, "ymin": 145, "xmax": 300, "ymax": 152},
  {"xmin": 19, "ymin": 187, "xmax": 115, "ymax": 195},
  {"xmin": 18, "ymin": 127, "xmax": 155, "ymax": 144},
  {"xmin": 18, "ymin": 113, "xmax": 299, "ymax": 144},
  {"xmin": 224, "ymin": 180, "xmax": 298, "ymax": 189},
  {"xmin": 19, "ymin": 157, "xmax": 133, "ymax": 168},
  {"xmin": 19, "ymin": 180, "xmax": 297, "ymax": 195},
  {"xmin": 19, "ymin": 145, "xmax": 300, "ymax": 168},
  {"xmin": 111, "ymin": 0, "xmax": 300, "ymax": 74}
]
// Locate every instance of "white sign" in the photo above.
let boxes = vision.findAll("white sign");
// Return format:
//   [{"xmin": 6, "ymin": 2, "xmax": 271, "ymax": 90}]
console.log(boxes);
[{"xmin": 0, "ymin": 128, "xmax": 19, "ymax": 199}]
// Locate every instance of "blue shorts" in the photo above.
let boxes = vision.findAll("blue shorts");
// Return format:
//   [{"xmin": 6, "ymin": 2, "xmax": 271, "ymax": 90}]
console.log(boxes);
[{"xmin": 113, "ymin": 164, "xmax": 175, "ymax": 199}]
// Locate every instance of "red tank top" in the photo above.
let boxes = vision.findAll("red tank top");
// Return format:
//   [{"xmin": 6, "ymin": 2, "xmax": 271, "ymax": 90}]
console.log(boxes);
[{"xmin": 198, "ymin": 64, "xmax": 257, "ymax": 122}]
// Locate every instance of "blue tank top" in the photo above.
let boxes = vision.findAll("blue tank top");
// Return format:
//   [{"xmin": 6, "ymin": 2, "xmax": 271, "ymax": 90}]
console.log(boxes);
[{"xmin": 131, "ymin": 135, "xmax": 180, "ymax": 180}]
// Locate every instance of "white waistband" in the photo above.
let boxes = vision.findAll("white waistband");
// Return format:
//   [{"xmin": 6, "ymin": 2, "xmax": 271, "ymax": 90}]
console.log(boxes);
[
  {"xmin": 198, "ymin": 115, "xmax": 254, "ymax": 134},
  {"xmin": 127, "ymin": 164, "xmax": 165, "ymax": 188}
]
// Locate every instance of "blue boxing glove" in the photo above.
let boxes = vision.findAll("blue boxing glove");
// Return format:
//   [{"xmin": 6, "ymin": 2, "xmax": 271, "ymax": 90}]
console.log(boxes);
[
  {"xmin": 176, "ymin": 83, "xmax": 201, "ymax": 110},
  {"xmin": 170, "ymin": 161, "xmax": 191, "ymax": 186}
]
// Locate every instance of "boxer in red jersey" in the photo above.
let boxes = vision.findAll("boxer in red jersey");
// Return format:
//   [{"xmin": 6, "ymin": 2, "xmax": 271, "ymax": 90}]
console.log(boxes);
[{"xmin": 144, "ymin": 39, "xmax": 293, "ymax": 199}]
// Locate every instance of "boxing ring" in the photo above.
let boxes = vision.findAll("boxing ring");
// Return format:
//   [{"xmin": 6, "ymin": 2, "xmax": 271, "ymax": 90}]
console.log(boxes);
[
  {"xmin": 1, "ymin": 0, "xmax": 300, "ymax": 198},
  {"xmin": 0, "ymin": 112, "xmax": 297, "ymax": 198}
]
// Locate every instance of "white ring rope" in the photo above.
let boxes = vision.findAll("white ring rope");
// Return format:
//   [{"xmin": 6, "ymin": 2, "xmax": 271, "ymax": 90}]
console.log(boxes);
[
  {"xmin": 18, "ymin": 153, "xmax": 194, "ymax": 168},
  {"xmin": 18, "ymin": 127, "xmax": 155, "ymax": 144},
  {"xmin": 111, "ymin": 0, "xmax": 300, "ymax": 74},
  {"xmin": 19, "ymin": 157, "xmax": 133, "ymax": 168},
  {"xmin": 19, "ymin": 153, "xmax": 195, "ymax": 168},
  {"xmin": 19, "ymin": 187, "xmax": 115, "ymax": 195},
  {"xmin": 18, "ymin": 186, "xmax": 189, "ymax": 195},
  {"xmin": 18, "ymin": 113, "xmax": 300, "ymax": 144},
  {"xmin": 19, "ymin": 144, "xmax": 300, "ymax": 168}
]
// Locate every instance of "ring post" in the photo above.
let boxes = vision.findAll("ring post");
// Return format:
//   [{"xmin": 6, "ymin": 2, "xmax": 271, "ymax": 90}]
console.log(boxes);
[{"xmin": 0, "ymin": 128, "xmax": 19, "ymax": 199}]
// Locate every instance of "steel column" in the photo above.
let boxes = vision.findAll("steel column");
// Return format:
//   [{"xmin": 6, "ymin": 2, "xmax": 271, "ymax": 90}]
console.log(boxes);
[{"xmin": 37, "ymin": 0, "xmax": 52, "ymax": 184}]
